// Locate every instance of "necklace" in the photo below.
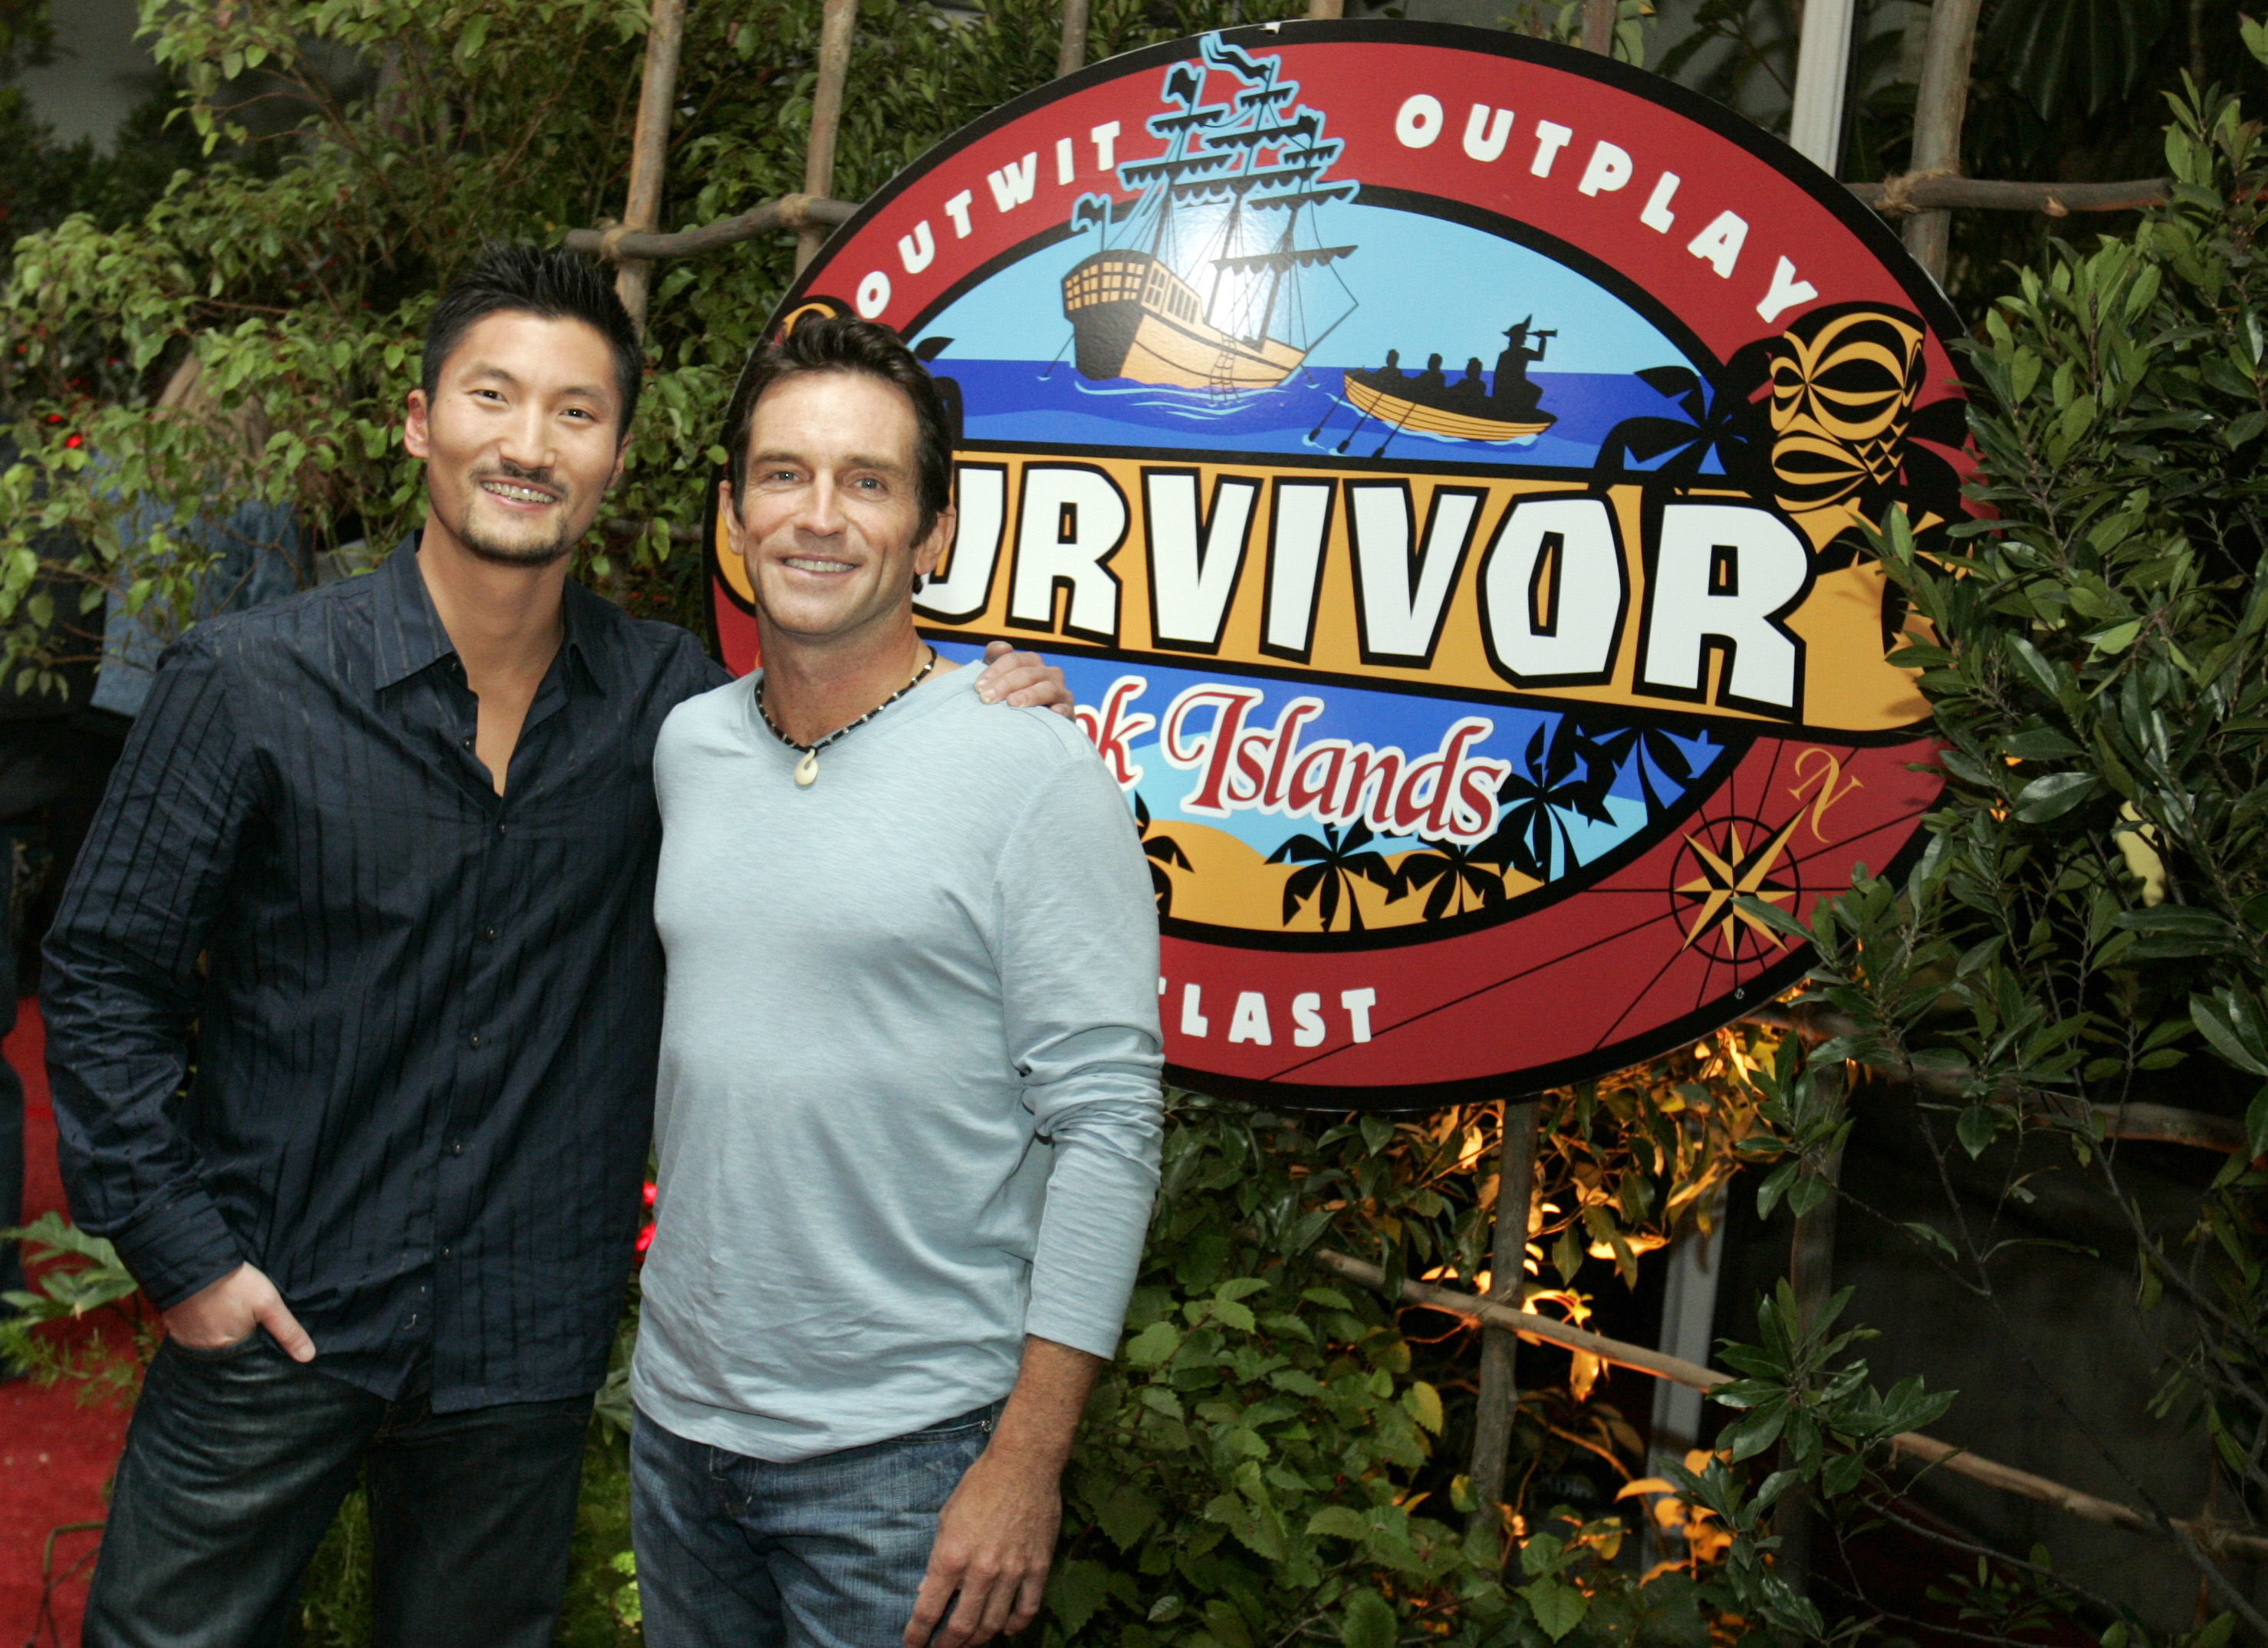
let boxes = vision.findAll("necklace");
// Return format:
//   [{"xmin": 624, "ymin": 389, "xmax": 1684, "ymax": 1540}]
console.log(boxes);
[{"xmin": 755, "ymin": 647, "xmax": 938, "ymax": 787}]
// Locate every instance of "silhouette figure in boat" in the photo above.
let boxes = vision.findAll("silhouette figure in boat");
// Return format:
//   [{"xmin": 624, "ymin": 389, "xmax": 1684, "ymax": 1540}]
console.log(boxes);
[
  {"xmin": 1333, "ymin": 317, "xmax": 1558, "ymax": 449},
  {"xmin": 1491, "ymin": 317, "xmax": 1553, "ymax": 419}
]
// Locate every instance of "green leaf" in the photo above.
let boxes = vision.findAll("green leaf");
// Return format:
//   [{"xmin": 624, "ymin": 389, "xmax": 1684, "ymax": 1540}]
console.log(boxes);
[
  {"xmin": 1956, "ymin": 1105, "xmax": 1999, "ymax": 1159},
  {"xmin": 1045, "ymin": 1558, "xmax": 1110, "ymax": 1635},
  {"xmin": 1307, "ymin": 1505, "xmax": 1373, "ymax": 1541},
  {"xmin": 1204, "ymin": 1485, "xmax": 1286, "ymax": 1561},
  {"xmin": 1902, "ymin": 1220, "xmax": 1959, "ymax": 1260},
  {"xmin": 1403, "ymin": 1380, "xmax": 1443, "ymax": 1433},
  {"xmin": 1123, "ymin": 1321, "xmax": 1180, "ymax": 1367},
  {"xmin": 1094, "ymin": 1482, "xmax": 1161, "ymax": 1551},
  {"xmin": 1519, "ymin": 1576, "xmax": 1591, "ymax": 1642},
  {"xmin": 1339, "ymin": 1587, "xmax": 1398, "ymax": 1648},
  {"xmin": 2191, "ymin": 989, "xmax": 2268, "ymax": 1076},
  {"xmin": 1722, "ymin": 1400, "xmax": 1790, "ymax": 1462},
  {"xmin": 2116, "ymin": 906, "xmax": 2239, "ymax": 959},
  {"xmin": 2013, "ymin": 771, "xmax": 2103, "ymax": 822}
]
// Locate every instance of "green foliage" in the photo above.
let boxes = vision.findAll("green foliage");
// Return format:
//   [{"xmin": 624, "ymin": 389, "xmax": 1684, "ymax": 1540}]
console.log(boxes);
[
  {"xmin": 1720, "ymin": 33, "xmax": 2268, "ymax": 1636},
  {"xmin": 0, "ymin": 0, "xmax": 1316, "ymax": 670},
  {"xmin": 0, "ymin": 1211, "xmax": 156, "ymax": 1400},
  {"xmin": 1028, "ymin": 1094, "xmax": 1715, "ymax": 1648}
]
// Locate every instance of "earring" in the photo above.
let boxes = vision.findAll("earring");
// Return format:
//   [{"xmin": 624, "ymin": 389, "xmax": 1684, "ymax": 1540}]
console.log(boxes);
[{"xmin": 911, "ymin": 572, "xmax": 926, "ymax": 594}]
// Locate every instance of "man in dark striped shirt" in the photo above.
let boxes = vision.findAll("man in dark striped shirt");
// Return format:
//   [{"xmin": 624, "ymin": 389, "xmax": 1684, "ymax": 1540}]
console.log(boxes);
[{"xmin": 41, "ymin": 246, "xmax": 1067, "ymax": 1648}]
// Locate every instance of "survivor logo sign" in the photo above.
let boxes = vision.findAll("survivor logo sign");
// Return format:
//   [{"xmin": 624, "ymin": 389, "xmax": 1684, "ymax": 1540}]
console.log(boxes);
[{"xmin": 708, "ymin": 23, "xmax": 1967, "ymax": 1107}]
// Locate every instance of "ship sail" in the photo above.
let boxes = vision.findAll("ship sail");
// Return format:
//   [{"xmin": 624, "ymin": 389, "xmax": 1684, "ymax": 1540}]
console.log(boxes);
[{"xmin": 1060, "ymin": 35, "xmax": 1359, "ymax": 392}]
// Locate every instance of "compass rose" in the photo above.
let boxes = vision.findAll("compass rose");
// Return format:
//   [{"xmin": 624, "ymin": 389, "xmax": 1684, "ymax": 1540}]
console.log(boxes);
[{"xmin": 1675, "ymin": 814, "xmax": 1804, "ymax": 959}]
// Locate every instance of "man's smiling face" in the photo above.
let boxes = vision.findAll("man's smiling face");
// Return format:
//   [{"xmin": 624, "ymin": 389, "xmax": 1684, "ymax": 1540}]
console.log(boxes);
[
  {"xmin": 725, "ymin": 370, "xmax": 955, "ymax": 649},
  {"xmin": 405, "ymin": 310, "xmax": 626, "ymax": 567}
]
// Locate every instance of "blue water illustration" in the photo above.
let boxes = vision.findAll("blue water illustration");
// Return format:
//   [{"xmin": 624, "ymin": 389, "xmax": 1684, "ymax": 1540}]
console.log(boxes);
[{"xmin": 940, "ymin": 359, "xmax": 1711, "ymax": 471}]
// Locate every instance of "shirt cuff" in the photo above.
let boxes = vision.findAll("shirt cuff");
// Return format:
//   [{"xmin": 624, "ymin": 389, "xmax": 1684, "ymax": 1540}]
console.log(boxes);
[{"xmin": 109, "ymin": 1190, "xmax": 245, "ymax": 1311}]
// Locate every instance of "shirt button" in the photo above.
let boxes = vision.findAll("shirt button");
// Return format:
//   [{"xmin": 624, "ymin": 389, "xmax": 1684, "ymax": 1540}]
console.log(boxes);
[
  {"xmin": 495, "ymin": 822, "xmax": 507, "ymax": 837},
  {"xmin": 482, "ymin": 926, "xmax": 498, "ymax": 941},
  {"xmin": 461, "ymin": 735, "xmax": 473, "ymax": 749},
  {"xmin": 448, "ymin": 1139, "xmax": 465, "ymax": 1156},
  {"xmin": 467, "ymin": 1031, "xmax": 483, "ymax": 1048},
  {"xmin": 440, "ymin": 1246, "xmax": 452, "ymax": 1260}
]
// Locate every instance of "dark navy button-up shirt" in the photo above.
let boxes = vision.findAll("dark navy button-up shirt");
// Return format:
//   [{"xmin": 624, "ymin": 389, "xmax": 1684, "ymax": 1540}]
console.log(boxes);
[{"xmin": 43, "ymin": 537, "xmax": 726, "ymax": 1410}]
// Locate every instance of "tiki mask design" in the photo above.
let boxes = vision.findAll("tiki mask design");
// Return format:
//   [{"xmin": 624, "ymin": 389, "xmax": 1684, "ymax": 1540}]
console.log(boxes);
[{"xmin": 1767, "ymin": 304, "xmax": 1928, "ymax": 517}]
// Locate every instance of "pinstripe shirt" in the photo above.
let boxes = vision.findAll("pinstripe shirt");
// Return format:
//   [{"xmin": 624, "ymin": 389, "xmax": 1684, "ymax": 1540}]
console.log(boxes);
[{"xmin": 43, "ymin": 537, "xmax": 726, "ymax": 1409}]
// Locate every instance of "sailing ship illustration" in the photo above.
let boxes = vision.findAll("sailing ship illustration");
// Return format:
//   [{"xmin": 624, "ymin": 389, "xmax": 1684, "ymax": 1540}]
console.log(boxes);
[
  {"xmin": 1061, "ymin": 37, "xmax": 1359, "ymax": 392},
  {"xmin": 1339, "ymin": 318, "xmax": 1559, "ymax": 444}
]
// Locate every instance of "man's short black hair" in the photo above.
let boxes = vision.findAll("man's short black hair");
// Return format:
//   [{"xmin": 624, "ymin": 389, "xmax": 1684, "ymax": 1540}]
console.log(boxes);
[
  {"xmin": 422, "ymin": 245, "xmax": 644, "ymax": 439},
  {"xmin": 722, "ymin": 315, "xmax": 954, "ymax": 545}
]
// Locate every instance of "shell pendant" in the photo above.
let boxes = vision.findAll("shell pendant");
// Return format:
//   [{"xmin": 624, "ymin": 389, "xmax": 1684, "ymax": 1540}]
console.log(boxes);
[{"xmin": 794, "ymin": 749, "xmax": 820, "ymax": 787}]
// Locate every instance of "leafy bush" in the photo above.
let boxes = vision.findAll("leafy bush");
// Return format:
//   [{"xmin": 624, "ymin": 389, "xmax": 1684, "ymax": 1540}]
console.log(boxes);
[{"xmin": 1712, "ymin": 26, "xmax": 2268, "ymax": 1640}]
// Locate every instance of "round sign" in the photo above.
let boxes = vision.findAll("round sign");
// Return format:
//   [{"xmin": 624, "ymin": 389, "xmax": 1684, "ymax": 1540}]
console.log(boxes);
[{"xmin": 706, "ymin": 21, "xmax": 1965, "ymax": 1107}]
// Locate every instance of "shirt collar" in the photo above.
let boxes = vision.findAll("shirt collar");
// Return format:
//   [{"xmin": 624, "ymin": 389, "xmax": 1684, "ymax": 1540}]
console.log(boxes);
[
  {"xmin": 370, "ymin": 534, "xmax": 457, "ymax": 692},
  {"xmin": 369, "ymin": 531, "xmax": 608, "ymax": 696}
]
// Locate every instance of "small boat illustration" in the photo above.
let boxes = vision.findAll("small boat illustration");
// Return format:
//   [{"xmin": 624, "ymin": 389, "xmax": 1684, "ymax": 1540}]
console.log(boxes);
[
  {"xmin": 1063, "ymin": 38, "xmax": 1358, "ymax": 393},
  {"xmin": 1336, "ymin": 320, "xmax": 1559, "ymax": 447}
]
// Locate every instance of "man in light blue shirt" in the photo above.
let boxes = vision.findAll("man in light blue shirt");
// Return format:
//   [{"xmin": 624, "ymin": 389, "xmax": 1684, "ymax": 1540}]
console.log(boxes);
[{"xmin": 631, "ymin": 314, "xmax": 1164, "ymax": 1648}]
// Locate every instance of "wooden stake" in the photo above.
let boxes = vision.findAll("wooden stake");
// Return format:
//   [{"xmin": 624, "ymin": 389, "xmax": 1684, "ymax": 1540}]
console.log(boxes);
[
  {"xmin": 613, "ymin": 0, "xmax": 689, "ymax": 336},
  {"xmin": 1902, "ymin": 0, "xmax": 1984, "ymax": 281},
  {"xmin": 799, "ymin": 0, "xmax": 859, "ymax": 274},
  {"xmin": 1579, "ymin": 0, "xmax": 1616, "ymax": 54},
  {"xmin": 1468, "ymin": 1100, "xmax": 1541, "ymax": 1541},
  {"xmin": 1057, "ymin": 0, "xmax": 1092, "ymax": 77}
]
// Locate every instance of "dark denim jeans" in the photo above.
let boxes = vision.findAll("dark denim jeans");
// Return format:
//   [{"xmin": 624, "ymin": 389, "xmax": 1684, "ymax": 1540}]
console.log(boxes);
[
  {"xmin": 630, "ymin": 1400, "xmax": 1002, "ymax": 1648},
  {"xmin": 84, "ymin": 1332, "xmax": 592, "ymax": 1648}
]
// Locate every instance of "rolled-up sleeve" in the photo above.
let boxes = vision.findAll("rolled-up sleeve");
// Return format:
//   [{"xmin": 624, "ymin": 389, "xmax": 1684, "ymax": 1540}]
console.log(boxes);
[
  {"xmin": 43, "ymin": 636, "xmax": 261, "ymax": 1308},
  {"xmin": 993, "ymin": 754, "xmax": 1165, "ymax": 1360}
]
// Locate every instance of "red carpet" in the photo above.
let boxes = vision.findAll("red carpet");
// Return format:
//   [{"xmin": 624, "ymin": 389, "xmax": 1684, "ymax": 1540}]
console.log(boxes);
[{"xmin": 2, "ymin": 1004, "xmax": 135, "ymax": 1648}]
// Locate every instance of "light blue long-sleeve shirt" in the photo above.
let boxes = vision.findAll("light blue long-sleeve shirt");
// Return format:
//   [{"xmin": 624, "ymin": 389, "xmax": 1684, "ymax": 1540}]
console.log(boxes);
[{"xmin": 631, "ymin": 665, "xmax": 1165, "ymax": 1463}]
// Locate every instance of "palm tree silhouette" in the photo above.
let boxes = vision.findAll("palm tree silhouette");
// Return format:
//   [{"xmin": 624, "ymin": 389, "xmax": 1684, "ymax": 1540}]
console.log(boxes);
[
  {"xmin": 1390, "ymin": 837, "xmax": 1510, "ymax": 921},
  {"xmin": 1486, "ymin": 716, "xmax": 1618, "ymax": 883},
  {"xmin": 1132, "ymin": 794, "xmax": 1192, "ymax": 916},
  {"xmin": 1574, "ymin": 722, "xmax": 1701, "ymax": 817},
  {"xmin": 1267, "ymin": 822, "xmax": 1397, "ymax": 933}
]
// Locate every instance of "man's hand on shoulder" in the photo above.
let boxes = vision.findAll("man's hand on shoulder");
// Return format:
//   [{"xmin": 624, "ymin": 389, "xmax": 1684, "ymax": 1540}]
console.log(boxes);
[
  {"xmin": 975, "ymin": 640, "xmax": 1073, "ymax": 718},
  {"xmin": 163, "ymin": 1261, "xmax": 316, "ymax": 1363},
  {"xmin": 906, "ymin": 1337, "xmax": 1103, "ymax": 1647}
]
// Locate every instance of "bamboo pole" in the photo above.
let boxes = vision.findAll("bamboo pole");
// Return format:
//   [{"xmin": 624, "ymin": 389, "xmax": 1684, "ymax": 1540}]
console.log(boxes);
[
  {"xmin": 1785, "ymin": 0, "xmax": 1857, "ymax": 173},
  {"xmin": 1849, "ymin": 174, "xmax": 2168, "ymax": 213},
  {"xmin": 1306, "ymin": 0, "xmax": 1344, "ymax": 18},
  {"xmin": 1467, "ymin": 1100, "xmax": 1541, "ymax": 1540},
  {"xmin": 798, "ymin": 0, "xmax": 859, "ymax": 274},
  {"xmin": 1903, "ymin": 0, "xmax": 1986, "ymax": 281},
  {"xmin": 1057, "ymin": 0, "xmax": 1091, "ymax": 77},
  {"xmin": 1579, "ymin": 0, "xmax": 1616, "ymax": 54},
  {"xmin": 610, "ymin": 0, "xmax": 689, "ymax": 334},
  {"xmin": 566, "ymin": 169, "xmax": 2175, "ymax": 272},
  {"xmin": 1313, "ymin": 1249, "xmax": 2268, "ymax": 1563}
]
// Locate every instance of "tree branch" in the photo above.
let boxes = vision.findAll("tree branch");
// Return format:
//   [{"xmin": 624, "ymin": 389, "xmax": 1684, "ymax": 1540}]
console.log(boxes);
[{"xmin": 564, "ymin": 196, "xmax": 861, "ymax": 262}]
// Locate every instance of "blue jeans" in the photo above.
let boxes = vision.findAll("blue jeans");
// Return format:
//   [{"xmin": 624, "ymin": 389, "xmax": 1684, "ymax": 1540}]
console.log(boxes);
[
  {"xmin": 631, "ymin": 1400, "xmax": 1003, "ymax": 1648},
  {"xmin": 84, "ymin": 1332, "xmax": 591, "ymax": 1648}
]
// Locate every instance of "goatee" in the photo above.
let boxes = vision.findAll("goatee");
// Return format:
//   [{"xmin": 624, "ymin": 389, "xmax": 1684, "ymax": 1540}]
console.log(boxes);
[
  {"xmin": 462, "ymin": 462, "xmax": 577, "ymax": 567},
  {"xmin": 461, "ymin": 524, "xmax": 576, "ymax": 568}
]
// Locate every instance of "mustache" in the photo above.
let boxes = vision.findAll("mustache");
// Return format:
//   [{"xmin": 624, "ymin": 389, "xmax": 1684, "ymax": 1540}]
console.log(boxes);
[{"xmin": 472, "ymin": 459, "xmax": 566, "ymax": 502}]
